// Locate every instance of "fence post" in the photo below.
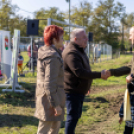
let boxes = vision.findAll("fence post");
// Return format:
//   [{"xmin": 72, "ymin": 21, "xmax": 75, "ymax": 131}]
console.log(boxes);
[
  {"xmin": 30, "ymin": 36, "xmax": 33, "ymax": 72},
  {"xmin": 47, "ymin": 18, "xmax": 51, "ymax": 26},
  {"xmin": 99, "ymin": 44, "xmax": 101, "ymax": 62},
  {"xmin": 111, "ymin": 46, "xmax": 112, "ymax": 59},
  {"xmin": 92, "ymin": 43, "xmax": 94, "ymax": 64},
  {"xmin": 106, "ymin": 44, "xmax": 108, "ymax": 60}
]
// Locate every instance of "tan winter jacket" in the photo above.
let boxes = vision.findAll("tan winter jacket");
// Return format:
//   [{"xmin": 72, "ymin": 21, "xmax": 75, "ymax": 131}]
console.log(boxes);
[{"xmin": 34, "ymin": 45, "xmax": 65, "ymax": 121}]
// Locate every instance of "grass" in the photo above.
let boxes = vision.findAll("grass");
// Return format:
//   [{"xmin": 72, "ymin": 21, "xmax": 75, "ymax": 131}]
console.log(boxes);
[
  {"xmin": 0, "ymin": 83, "xmax": 38, "ymax": 134},
  {"xmin": 91, "ymin": 54, "xmax": 132, "ymax": 87},
  {"xmin": 0, "ymin": 54, "xmax": 133, "ymax": 134}
]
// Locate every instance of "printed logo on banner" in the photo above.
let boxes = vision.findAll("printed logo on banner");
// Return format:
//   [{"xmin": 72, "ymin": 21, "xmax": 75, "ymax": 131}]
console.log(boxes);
[{"xmin": 5, "ymin": 36, "xmax": 8, "ymax": 50}]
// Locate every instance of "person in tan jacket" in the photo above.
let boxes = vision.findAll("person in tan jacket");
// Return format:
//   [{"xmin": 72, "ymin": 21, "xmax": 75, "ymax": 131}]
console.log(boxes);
[{"xmin": 34, "ymin": 25, "xmax": 65, "ymax": 134}]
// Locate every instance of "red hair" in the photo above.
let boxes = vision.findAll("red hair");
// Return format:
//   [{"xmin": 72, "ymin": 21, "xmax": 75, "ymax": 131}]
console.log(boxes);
[{"xmin": 44, "ymin": 25, "xmax": 64, "ymax": 46}]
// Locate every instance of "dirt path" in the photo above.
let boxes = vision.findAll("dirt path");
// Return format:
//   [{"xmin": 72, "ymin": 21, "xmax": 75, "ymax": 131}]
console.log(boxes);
[
  {"xmin": 85, "ymin": 85, "xmax": 125, "ymax": 134},
  {"xmin": 90, "ymin": 84, "xmax": 126, "ymax": 94}
]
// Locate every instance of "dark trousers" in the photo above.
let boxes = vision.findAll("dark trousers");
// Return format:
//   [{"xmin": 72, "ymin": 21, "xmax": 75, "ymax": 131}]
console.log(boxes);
[
  {"xmin": 124, "ymin": 126, "xmax": 133, "ymax": 134},
  {"xmin": 65, "ymin": 93, "xmax": 85, "ymax": 134}
]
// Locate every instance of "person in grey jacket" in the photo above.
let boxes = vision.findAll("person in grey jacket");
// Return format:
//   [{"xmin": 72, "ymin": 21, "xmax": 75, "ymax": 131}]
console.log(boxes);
[{"xmin": 34, "ymin": 25, "xmax": 65, "ymax": 134}]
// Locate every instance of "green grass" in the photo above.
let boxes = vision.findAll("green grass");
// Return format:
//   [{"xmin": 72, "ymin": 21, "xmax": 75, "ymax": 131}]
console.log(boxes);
[
  {"xmin": 0, "ymin": 83, "xmax": 38, "ymax": 134},
  {"xmin": 0, "ymin": 54, "xmax": 133, "ymax": 134},
  {"xmin": 91, "ymin": 54, "xmax": 132, "ymax": 71},
  {"xmin": 91, "ymin": 54, "xmax": 132, "ymax": 87}
]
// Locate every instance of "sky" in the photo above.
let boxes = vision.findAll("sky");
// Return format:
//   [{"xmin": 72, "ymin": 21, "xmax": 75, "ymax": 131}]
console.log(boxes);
[{"xmin": 11, "ymin": 0, "xmax": 134, "ymax": 19}]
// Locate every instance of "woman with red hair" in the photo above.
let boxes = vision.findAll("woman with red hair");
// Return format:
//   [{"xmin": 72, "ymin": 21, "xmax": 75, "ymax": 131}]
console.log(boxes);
[{"xmin": 34, "ymin": 25, "xmax": 65, "ymax": 134}]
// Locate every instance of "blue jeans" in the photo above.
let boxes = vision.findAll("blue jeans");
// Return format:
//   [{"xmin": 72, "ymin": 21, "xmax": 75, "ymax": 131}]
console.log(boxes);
[{"xmin": 65, "ymin": 93, "xmax": 85, "ymax": 134}]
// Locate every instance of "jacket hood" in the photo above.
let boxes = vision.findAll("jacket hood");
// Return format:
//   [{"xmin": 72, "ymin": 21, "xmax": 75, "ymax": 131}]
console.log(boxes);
[{"xmin": 38, "ymin": 45, "xmax": 61, "ymax": 60}]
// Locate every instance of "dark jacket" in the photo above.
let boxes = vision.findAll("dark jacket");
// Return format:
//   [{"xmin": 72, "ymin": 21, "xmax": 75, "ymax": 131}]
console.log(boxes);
[
  {"xmin": 62, "ymin": 42, "xmax": 101, "ymax": 95},
  {"xmin": 109, "ymin": 56, "xmax": 133, "ymax": 76},
  {"xmin": 110, "ymin": 66, "xmax": 131, "ymax": 76}
]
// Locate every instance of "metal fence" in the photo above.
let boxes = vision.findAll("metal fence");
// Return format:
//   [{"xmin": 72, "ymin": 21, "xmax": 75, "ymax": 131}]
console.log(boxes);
[
  {"xmin": 0, "ymin": 36, "xmax": 114, "ymax": 84},
  {"xmin": 0, "ymin": 36, "xmax": 44, "ymax": 84},
  {"xmin": 19, "ymin": 37, "xmax": 44, "ymax": 74},
  {"xmin": 85, "ymin": 43, "xmax": 112, "ymax": 64}
]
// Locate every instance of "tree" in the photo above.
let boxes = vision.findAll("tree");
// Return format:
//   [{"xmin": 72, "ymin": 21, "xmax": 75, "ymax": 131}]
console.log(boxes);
[
  {"xmin": 0, "ymin": 0, "xmax": 16, "ymax": 30},
  {"xmin": 88, "ymin": 0, "xmax": 126, "ymax": 48},
  {"xmin": 70, "ymin": 1, "xmax": 92, "ymax": 28},
  {"xmin": 34, "ymin": 7, "xmax": 67, "ymax": 37},
  {"xmin": 0, "ymin": 0, "xmax": 27, "ymax": 36},
  {"xmin": 119, "ymin": 13, "xmax": 134, "ymax": 50}
]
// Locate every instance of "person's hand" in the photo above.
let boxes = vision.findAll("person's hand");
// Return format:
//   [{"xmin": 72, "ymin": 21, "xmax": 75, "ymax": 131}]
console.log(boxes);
[
  {"xmin": 105, "ymin": 70, "xmax": 111, "ymax": 77},
  {"xmin": 101, "ymin": 70, "xmax": 108, "ymax": 80},
  {"xmin": 54, "ymin": 106, "xmax": 62, "ymax": 116},
  {"xmin": 101, "ymin": 70, "xmax": 111, "ymax": 80},
  {"xmin": 86, "ymin": 90, "xmax": 90, "ymax": 96},
  {"xmin": 119, "ymin": 117, "xmax": 123, "ymax": 124},
  {"xmin": 126, "ymin": 75, "xmax": 133, "ymax": 83}
]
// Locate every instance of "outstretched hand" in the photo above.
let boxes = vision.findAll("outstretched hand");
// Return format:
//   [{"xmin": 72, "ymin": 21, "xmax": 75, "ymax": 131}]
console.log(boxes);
[
  {"xmin": 106, "ymin": 70, "xmax": 111, "ymax": 77},
  {"xmin": 101, "ymin": 70, "xmax": 111, "ymax": 80}
]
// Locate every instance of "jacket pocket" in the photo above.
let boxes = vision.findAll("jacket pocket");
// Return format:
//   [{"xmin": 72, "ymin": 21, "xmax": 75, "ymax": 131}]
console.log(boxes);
[{"xmin": 36, "ymin": 83, "xmax": 45, "ymax": 96}]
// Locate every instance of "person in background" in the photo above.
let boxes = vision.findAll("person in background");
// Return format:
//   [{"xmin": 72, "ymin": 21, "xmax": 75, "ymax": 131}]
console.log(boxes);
[
  {"xmin": 94, "ymin": 44, "xmax": 99, "ymax": 62},
  {"xmin": 59, "ymin": 40, "xmax": 69, "ymax": 53},
  {"xmin": 27, "ymin": 41, "xmax": 38, "ymax": 69},
  {"xmin": 64, "ymin": 40, "xmax": 69, "ymax": 49},
  {"xmin": 34, "ymin": 25, "xmax": 65, "ymax": 134},
  {"xmin": 38, "ymin": 37, "xmax": 44, "ymax": 48},
  {"xmin": 18, "ymin": 51, "xmax": 24, "ymax": 76}
]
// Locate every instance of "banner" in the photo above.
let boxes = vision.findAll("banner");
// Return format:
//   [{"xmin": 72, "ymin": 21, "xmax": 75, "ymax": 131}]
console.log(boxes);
[{"xmin": 0, "ymin": 30, "xmax": 12, "ymax": 79}]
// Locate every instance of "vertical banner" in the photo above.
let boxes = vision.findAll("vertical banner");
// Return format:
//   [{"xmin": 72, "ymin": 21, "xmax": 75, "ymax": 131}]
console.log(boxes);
[
  {"xmin": 2, "ymin": 29, "xmax": 24, "ymax": 93},
  {"xmin": 2, "ymin": 31, "xmax": 11, "ymax": 65},
  {"xmin": 11, "ymin": 30, "xmax": 20, "ymax": 91},
  {"xmin": 0, "ymin": 31, "xmax": 12, "ymax": 80}
]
